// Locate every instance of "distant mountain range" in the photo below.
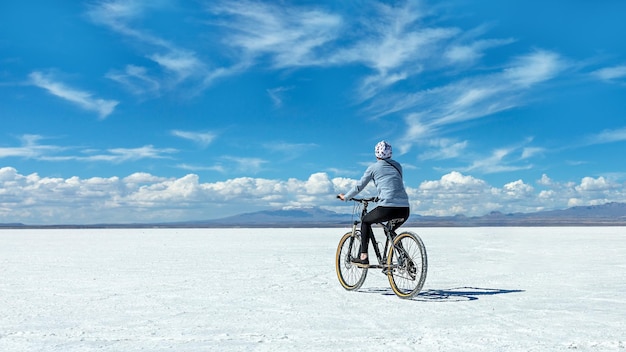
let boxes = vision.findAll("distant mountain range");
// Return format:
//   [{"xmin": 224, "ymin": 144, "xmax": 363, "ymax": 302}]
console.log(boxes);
[
  {"xmin": 3, "ymin": 202, "xmax": 626, "ymax": 228},
  {"xmin": 408, "ymin": 202, "xmax": 626, "ymax": 227}
]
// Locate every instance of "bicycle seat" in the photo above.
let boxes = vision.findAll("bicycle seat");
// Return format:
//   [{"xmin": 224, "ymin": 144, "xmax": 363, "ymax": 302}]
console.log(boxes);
[{"xmin": 385, "ymin": 218, "xmax": 405, "ymax": 228}]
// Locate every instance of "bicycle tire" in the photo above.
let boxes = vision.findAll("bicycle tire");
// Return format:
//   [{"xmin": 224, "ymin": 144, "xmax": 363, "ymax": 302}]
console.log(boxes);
[
  {"xmin": 335, "ymin": 231, "xmax": 368, "ymax": 291},
  {"xmin": 386, "ymin": 231, "xmax": 427, "ymax": 299}
]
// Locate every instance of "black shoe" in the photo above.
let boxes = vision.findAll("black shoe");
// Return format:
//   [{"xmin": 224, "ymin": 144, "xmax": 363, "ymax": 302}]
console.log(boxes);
[{"xmin": 351, "ymin": 256, "xmax": 369, "ymax": 267}]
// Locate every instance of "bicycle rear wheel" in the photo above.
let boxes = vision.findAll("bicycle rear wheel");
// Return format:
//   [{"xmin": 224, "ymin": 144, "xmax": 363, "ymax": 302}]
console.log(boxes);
[
  {"xmin": 387, "ymin": 231, "xmax": 427, "ymax": 299},
  {"xmin": 335, "ymin": 231, "xmax": 368, "ymax": 291}
]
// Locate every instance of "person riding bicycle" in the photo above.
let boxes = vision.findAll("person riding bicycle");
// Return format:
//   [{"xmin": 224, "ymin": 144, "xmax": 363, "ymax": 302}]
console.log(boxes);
[{"xmin": 337, "ymin": 140, "xmax": 410, "ymax": 267}]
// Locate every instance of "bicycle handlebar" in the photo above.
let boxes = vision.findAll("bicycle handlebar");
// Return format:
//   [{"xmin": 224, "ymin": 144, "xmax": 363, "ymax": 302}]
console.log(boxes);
[
  {"xmin": 351, "ymin": 197, "xmax": 378, "ymax": 203},
  {"xmin": 336, "ymin": 195, "xmax": 378, "ymax": 203}
]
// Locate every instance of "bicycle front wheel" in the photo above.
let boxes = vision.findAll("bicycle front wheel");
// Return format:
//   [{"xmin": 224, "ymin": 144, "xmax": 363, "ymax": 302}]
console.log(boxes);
[
  {"xmin": 387, "ymin": 231, "xmax": 427, "ymax": 299},
  {"xmin": 335, "ymin": 231, "xmax": 368, "ymax": 291}
]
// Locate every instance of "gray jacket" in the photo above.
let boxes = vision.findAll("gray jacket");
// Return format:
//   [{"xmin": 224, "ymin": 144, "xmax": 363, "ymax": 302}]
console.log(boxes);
[{"xmin": 344, "ymin": 158, "xmax": 409, "ymax": 207}]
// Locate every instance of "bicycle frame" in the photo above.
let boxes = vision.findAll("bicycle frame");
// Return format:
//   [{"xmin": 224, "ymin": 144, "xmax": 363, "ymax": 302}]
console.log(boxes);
[{"xmin": 348, "ymin": 198, "xmax": 405, "ymax": 270}]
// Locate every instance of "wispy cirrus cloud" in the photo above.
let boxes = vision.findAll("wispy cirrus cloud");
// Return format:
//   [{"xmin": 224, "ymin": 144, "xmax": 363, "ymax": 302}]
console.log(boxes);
[
  {"xmin": 222, "ymin": 156, "xmax": 268, "ymax": 174},
  {"xmin": 0, "ymin": 135, "xmax": 64, "ymax": 159},
  {"xmin": 463, "ymin": 147, "xmax": 534, "ymax": 174},
  {"xmin": 83, "ymin": 145, "xmax": 178, "ymax": 163},
  {"xmin": 444, "ymin": 38, "xmax": 516, "ymax": 65},
  {"xmin": 328, "ymin": 1, "xmax": 458, "ymax": 99},
  {"xmin": 263, "ymin": 141, "xmax": 318, "ymax": 160},
  {"xmin": 176, "ymin": 163, "xmax": 225, "ymax": 173},
  {"xmin": 367, "ymin": 50, "xmax": 565, "ymax": 155},
  {"xmin": 105, "ymin": 65, "xmax": 161, "ymax": 96},
  {"xmin": 86, "ymin": 1, "xmax": 213, "ymax": 96},
  {"xmin": 209, "ymin": 0, "xmax": 342, "ymax": 68},
  {"xmin": 459, "ymin": 138, "xmax": 540, "ymax": 174},
  {"xmin": 171, "ymin": 130, "xmax": 217, "ymax": 148},
  {"xmin": 40, "ymin": 145, "xmax": 178, "ymax": 163},
  {"xmin": 585, "ymin": 126, "xmax": 626, "ymax": 145},
  {"xmin": 418, "ymin": 138, "xmax": 468, "ymax": 161},
  {"xmin": 591, "ymin": 65, "xmax": 626, "ymax": 81},
  {"xmin": 85, "ymin": 0, "xmax": 172, "ymax": 48},
  {"xmin": 1, "ymin": 134, "xmax": 177, "ymax": 163},
  {"xmin": 266, "ymin": 86, "xmax": 293, "ymax": 107},
  {"xmin": 29, "ymin": 72, "xmax": 118, "ymax": 119}
]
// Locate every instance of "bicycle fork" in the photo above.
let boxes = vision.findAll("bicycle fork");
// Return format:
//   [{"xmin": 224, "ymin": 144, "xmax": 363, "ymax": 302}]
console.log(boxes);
[{"xmin": 346, "ymin": 221, "xmax": 360, "ymax": 262}]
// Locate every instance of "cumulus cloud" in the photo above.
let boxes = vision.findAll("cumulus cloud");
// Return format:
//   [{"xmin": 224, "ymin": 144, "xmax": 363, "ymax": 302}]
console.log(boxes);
[
  {"xmin": 29, "ymin": 72, "xmax": 119, "ymax": 119},
  {"xmin": 502, "ymin": 179, "xmax": 534, "ymax": 199},
  {"xmin": 411, "ymin": 172, "xmax": 626, "ymax": 217},
  {"xmin": 1, "ymin": 168, "xmax": 626, "ymax": 224}
]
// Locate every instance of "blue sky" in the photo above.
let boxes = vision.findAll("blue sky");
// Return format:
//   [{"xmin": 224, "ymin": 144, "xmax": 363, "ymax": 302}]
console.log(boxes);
[{"xmin": 2, "ymin": 0, "xmax": 626, "ymax": 224}]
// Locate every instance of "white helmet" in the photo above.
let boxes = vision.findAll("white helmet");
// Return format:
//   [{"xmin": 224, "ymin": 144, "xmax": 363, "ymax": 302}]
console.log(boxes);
[{"xmin": 375, "ymin": 140, "xmax": 392, "ymax": 159}]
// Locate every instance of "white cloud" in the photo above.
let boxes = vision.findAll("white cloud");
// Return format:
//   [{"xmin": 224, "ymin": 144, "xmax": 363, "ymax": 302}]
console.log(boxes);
[
  {"xmin": 171, "ymin": 130, "xmax": 217, "ymax": 148},
  {"xmin": 418, "ymin": 139, "xmax": 468, "ymax": 160},
  {"xmin": 210, "ymin": 0, "xmax": 342, "ymax": 68},
  {"xmin": 372, "ymin": 49, "xmax": 565, "ymax": 154},
  {"xmin": 106, "ymin": 65, "xmax": 161, "ymax": 96},
  {"xmin": 149, "ymin": 50, "xmax": 205, "ymax": 81},
  {"xmin": 521, "ymin": 147, "xmax": 545, "ymax": 159},
  {"xmin": 586, "ymin": 126, "xmax": 626, "ymax": 145},
  {"xmin": 176, "ymin": 163, "xmax": 226, "ymax": 173},
  {"xmin": 123, "ymin": 172, "xmax": 168, "ymax": 184},
  {"xmin": 592, "ymin": 65, "xmax": 626, "ymax": 81},
  {"xmin": 29, "ymin": 72, "xmax": 119, "ymax": 119},
  {"xmin": 0, "ymin": 136, "xmax": 177, "ymax": 164},
  {"xmin": 222, "ymin": 156, "xmax": 268, "ymax": 174},
  {"xmin": 576, "ymin": 176, "xmax": 615, "ymax": 192},
  {"xmin": 262, "ymin": 141, "xmax": 317, "ymax": 160},
  {"xmin": 503, "ymin": 50, "xmax": 563, "ymax": 87},
  {"xmin": 266, "ymin": 86, "xmax": 293, "ymax": 107},
  {"xmin": 305, "ymin": 172, "xmax": 333, "ymax": 194},
  {"xmin": 537, "ymin": 174, "xmax": 553, "ymax": 186},
  {"xmin": 2, "ymin": 168, "xmax": 626, "ymax": 224},
  {"xmin": 330, "ymin": 2, "xmax": 458, "ymax": 100},
  {"xmin": 502, "ymin": 179, "xmax": 534, "ymax": 199},
  {"xmin": 87, "ymin": 1, "xmax": 217, "ymax": 96},
  {"xmin": 41, "ymin": 145, "xmax": 178, "ymax": 163},
  {"xmin": 96, "ymin": 145, "xmax": 178, "ymax": 163},
  {"xmin": 444, "ymin": 38, "xmax": 515, "ymax": 64},
  {"xmin": 419, "ymin": 171, "xmax": 487, "ymax": 192},
  {"xmin": 86, "ymin": 0, "xmax": 169, "ymax": 47},
  {"xmin": 0, "ymin": 134, "xmax": 64, "ymax": 159},
  {"xmin": 462, "ymin": 145, "xmax": 533, "ymax": 174}
]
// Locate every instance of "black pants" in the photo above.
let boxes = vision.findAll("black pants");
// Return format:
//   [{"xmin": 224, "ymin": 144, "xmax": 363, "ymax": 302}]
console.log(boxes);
[{"xmin": 360, "ymin": 206, "xmax": 410, "ymax": 254}]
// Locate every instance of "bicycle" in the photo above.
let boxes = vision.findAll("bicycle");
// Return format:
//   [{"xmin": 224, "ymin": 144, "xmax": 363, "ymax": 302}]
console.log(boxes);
[{"xmin": 335, "ymin": 197, "xmax": 428, "ymax": 299}]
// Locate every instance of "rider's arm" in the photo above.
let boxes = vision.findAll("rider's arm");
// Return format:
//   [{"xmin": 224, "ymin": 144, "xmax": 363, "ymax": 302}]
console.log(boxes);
[{"xmin": 342, "ymin": 165, "xmax": 375, "ymax": 201}]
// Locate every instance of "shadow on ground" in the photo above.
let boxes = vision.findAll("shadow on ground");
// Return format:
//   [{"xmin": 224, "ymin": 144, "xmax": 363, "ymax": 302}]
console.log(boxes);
[{"xmin": 358, "ymin": 286, "xmax": 525, "ymax": 302}]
